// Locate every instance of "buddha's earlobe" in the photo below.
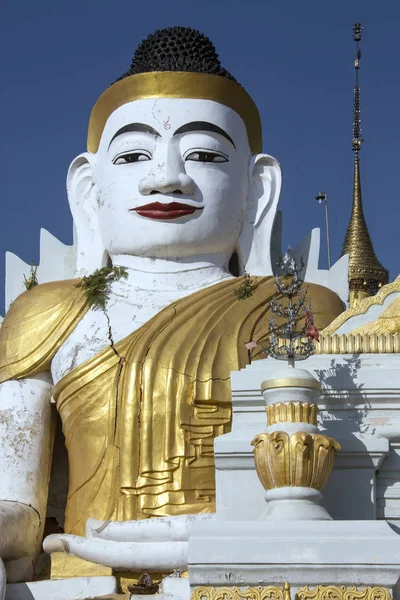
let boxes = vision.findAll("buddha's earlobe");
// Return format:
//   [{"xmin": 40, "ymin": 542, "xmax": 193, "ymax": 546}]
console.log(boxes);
[
  {"xmin": 67, "ymin": 153, "xmax": 108, "ymax": 276},
  {"xmin": 236, "ymin": 153, "xmax": 282, "ymax": 277}
]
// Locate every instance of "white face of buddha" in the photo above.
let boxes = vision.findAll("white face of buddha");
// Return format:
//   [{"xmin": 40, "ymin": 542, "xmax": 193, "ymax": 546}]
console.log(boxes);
[{"xmin": 93, "ymin": 98, "xmax": 252, "ymax": 263}]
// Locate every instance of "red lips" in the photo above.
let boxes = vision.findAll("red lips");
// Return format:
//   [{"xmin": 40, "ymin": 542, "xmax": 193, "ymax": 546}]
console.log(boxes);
[{"xmin": 131, "ymin": 201, "xmax": 203, "ymax": 220}]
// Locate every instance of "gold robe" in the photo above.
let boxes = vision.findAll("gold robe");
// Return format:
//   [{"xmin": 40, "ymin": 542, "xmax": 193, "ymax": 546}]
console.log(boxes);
[{"xmin": 0, "ymin": 276, "xmax": 343, "ymax": 535}]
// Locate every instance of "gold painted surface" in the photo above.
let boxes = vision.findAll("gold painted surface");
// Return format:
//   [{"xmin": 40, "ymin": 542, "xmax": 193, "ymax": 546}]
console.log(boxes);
[
  {"xmin": 321, "ymin": 276, "xmax": 400, "ymax": 336},
  {"xmin": 340, "ymin": 151, "xmax": 388, "ymax": 301},
  {"xmin": 0, "ymin": 280, "xmax": 88, "ymax": 382},
  {"xmin": 56, "ymin": 277, "xmax": 273, "ymax": 533},
  {"xmin": 252, "ymin": 431, "xmax": 340, "ymax": 490},
  {"xmin": 350, "ymin": 295, "xmax": 400, "ymax": 336},
  {"xmin": 50, "ymin": 552, "xmax": 112, "ymax": 579},
  {"xmin": 297, "ymin": 586, "xmax": 390, "ymax": 600},
  {"xmin": 261, "ymin": 378, "xmax": 321, "ymax": 392},
  {"xmin": 0, "ymin": 278, "xmax": 342, "ymax": 536},
  {"xmin": 87, "ymin": 71, "xmax": 262, "ymax": 154},
  {"xmin": 349, "ymin": 289, "xmax": 370, "ymax": 308},
  {"xmin": 266, "ymin": 402, "xmax": 318, "ymax": 426},
  {"xmin": 191, "ymin": 584, "xmax": 290, "ymax": 600}
]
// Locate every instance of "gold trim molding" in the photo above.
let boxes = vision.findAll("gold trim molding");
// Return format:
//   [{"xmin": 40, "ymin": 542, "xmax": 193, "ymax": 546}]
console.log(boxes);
[
  {"xmin": 252, "ymin": 431, "xmax": 340, "ymax": 490},
  {"xmin": 261, "ymin": 378, "xmax": 321, "ymax": 392},
  {"xmin": 191, "ymin": 585, "xmax": 390, "ymax": 600},
  {"xmin": 316, "ymin": 332, "xmax": 400, "ymax": 354},
  {"xmin": 192, "ymin": 584, "xmax": 291, "ymax": 600},
  {"xmin": 297, "ymin": 586, "xmax": 391, "ymax": 600},
  {"xmin": 266, "ymin": 402, "xmax": 318, "ymax": 426},
  {"xmin": 322, "ymin": 276, "xmax": 400, "ymax": 336}
]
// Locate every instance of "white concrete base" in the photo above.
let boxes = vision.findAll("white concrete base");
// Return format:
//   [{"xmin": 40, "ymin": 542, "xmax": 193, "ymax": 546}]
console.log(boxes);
[
  {"xmin": 5, "ymin": 576, "xmax": 117, "ymax": 600},
  {"xmin": 161, "ymin": 576, "xmax": 191, "ymax": 600},
  {"xmin": 262, "ymin": 487, "xmax": 332, "ymax": 521},
  {"xmin": 188, "ymin": 520, "xmax": 400, "ymax": 597}
]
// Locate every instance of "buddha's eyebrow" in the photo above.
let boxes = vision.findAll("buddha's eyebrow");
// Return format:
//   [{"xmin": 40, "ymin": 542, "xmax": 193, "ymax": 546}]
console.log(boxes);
[
  {"xmin": 173, "ymin": 121, "xmax": 236, "ymax": 149},
  {"xmin": 108, "ymin": 123, "xmax": 161, "ymax": 148}
]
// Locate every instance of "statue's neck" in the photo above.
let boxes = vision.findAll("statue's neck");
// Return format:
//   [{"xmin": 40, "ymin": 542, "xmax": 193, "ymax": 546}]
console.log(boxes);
[{"xmin": 111, "ymin": 254, "xmax": 233, "ymax": 292}]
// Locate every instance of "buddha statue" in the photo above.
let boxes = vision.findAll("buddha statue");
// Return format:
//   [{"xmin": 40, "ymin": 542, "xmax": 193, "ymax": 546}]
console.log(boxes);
[{"xmin": 0, "ymin": 27, "xmax": 344, "ymax": 585}]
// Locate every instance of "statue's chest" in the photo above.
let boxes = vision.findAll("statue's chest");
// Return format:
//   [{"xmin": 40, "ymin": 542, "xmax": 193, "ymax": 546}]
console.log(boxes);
[{"xmin": 51, "ymin": 288, "xmax": 188, "ymax": 385}]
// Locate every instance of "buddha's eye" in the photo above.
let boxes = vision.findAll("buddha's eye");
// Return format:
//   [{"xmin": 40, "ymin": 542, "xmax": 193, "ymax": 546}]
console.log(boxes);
[
  {"xmin": 113, "ymin": 151, "xmax": 151, "ymax": 165},
  {"xmin": 185, "ymin": 151, "xmax": 228, "ymax": 163}
]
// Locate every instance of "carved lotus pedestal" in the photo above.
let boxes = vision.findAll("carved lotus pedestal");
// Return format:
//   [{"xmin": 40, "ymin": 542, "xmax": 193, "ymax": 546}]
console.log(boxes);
[{"xmin": 252, "ymin": 367, "xmax": 340, "ymax": 520}]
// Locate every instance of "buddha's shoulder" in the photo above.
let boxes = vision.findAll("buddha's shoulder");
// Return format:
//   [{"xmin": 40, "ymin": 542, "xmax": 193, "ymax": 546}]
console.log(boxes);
[
  {"xmin": 0, "ymin": 280, "xmax": 88, "ymax": 381},
  {"xmin": 3, "ymin": 279, "xmax": 84, "ymax": 326}
]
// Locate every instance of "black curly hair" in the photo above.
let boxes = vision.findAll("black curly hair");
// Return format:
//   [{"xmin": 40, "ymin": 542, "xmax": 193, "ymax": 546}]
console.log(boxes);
[{"xmin": 116, "ymin": 26, "xmax": 236, "ymax": 83}]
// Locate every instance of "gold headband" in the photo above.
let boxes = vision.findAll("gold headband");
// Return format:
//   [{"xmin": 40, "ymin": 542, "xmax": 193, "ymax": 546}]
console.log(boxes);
[{"xmin": 87, "ymin": 71, "xmax": 262, "ymax": 154}]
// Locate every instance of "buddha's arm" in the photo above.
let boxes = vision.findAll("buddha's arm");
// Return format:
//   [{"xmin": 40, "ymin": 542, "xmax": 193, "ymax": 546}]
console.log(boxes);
[
  {"xmin": 43, "ymin": 514, "xmax": 215, "ymax": 571},
  {"xmin": 44, "ymin": 535, "xmax": 189, "ymax": 571},
  {"xmin": 85, "ymin": 514, "xmax": 215, "ymax": 542},
  {"xmin": 0, "ymin": 375, "xmax": 54, "ymax": 573}
]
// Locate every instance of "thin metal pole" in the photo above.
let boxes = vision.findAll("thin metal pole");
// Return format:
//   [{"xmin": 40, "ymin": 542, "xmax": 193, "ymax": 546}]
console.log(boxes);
[
  {"xmin": 315, "ymin": 192, "xmax": 332, "ymax": 270},
  {"xmin": 325, "ymin": 198, "xmax": 331, "ymax": 269}
]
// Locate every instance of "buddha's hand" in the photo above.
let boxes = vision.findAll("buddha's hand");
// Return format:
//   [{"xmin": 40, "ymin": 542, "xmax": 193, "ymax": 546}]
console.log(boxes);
[{"xmin": 43, "ymin": 514, "xmax": 215, "ymax": 571}]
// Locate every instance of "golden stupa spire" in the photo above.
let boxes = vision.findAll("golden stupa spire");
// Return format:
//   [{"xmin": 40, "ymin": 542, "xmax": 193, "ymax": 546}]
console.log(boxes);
[{"xmin": 341, "ymin": 22, "xmax": 388, "ymax": 307}]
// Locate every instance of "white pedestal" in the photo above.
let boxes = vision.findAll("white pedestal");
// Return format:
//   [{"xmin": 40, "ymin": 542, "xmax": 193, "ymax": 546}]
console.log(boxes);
[
  {"xmin": 161, "ymin": 577, "xmax": 191, "ymax": 600},
  {"xmin": 261, "ymin": 488, "xmax": 332, "ymax": 521}
]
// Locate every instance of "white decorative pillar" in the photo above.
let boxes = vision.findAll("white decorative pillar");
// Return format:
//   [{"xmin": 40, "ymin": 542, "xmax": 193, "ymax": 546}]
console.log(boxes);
[{"xmin": 252, "ymin": 366, "xmax": 340, "ymax": 520}]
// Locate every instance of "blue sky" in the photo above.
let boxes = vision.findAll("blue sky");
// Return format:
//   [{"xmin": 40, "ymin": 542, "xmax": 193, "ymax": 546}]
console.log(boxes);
[{"xmin": 1, "ymin": 0, "xmax": 399, "ymax": 314}]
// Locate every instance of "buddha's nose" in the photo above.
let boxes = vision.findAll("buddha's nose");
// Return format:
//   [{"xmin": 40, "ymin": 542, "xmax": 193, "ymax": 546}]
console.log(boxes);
[{"xmin": 138, "ymin": 154, "xmax": 195, "ymax": 196}]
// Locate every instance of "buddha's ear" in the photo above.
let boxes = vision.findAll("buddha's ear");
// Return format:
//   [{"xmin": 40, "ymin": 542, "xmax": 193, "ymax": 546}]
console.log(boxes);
[
  {"xmin": 236, "ymin": 153, "xmax": 282, "ymax": 276},
  {"xmin": 67, "ymin": 152, "xmax": 108, "ymax": 275}
]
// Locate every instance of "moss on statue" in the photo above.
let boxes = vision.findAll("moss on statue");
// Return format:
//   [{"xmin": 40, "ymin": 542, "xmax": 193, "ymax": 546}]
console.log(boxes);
[
  {"xmin": 75, "ymin": 266, "xmax": 128, "ymax": 311},
  {"xmin": 234, "ymin": 271, "xmax": 256, "ymax": 300}
]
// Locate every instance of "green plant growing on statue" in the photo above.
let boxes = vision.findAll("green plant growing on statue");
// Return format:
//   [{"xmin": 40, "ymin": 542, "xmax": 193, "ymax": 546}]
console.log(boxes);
[
  {"xmin": 23, "ymin": 265, "xmax": 39, "ymax": 291},
  {"xmin": 76, "ymin": 266, "xmax": 128, "ymax": 311},
  {"xmin": 235, "ymin": 270, "xmax": 256, "ymax": 300}
]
